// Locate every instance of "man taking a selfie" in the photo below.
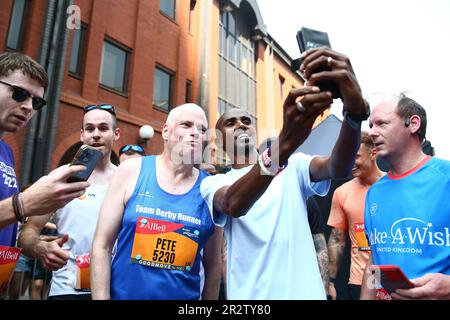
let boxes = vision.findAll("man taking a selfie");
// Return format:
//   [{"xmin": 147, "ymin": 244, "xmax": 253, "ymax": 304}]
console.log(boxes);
[
  {"xmin": 19, "ymin": 104, "xmax": 120, "ymax": 300},
  {"xmin": 201, "ymin": 48, "xmax": 369, "ymax": 299}
]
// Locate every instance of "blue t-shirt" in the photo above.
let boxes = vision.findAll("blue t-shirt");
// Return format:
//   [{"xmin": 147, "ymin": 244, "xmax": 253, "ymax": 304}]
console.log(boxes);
[
  {"xmin": 0, "ymin": 140, "xmax": 19, "ymax": 247},
  {"xmin": 110, "ymin": 156, "xmax": 214, "ymax": 299},
  {"xmin": 364, "ymin": 157, "xmax": 450, "ymax": 280}
]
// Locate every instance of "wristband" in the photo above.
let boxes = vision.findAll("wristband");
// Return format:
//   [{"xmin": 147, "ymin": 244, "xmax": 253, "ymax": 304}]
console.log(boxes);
[
  {"xmin": 258, "ymin": 148, "xmax": 288, "ymax": 176},
  {"xmin": 12, "ymin": 192, "xmax": 28, "ymax": 224},
  {"xmin": 343, "ymin": 112, "xmax": 362, "ymax": 131}
]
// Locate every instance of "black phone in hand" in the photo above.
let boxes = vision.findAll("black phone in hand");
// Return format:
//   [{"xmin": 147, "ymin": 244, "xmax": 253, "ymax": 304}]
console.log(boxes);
[
  {"xmin": 295, "ymin": 27, "xmax": 341, "ymax": 99},
  {"xmin": 66, "ymin": 145, "xmax": 102, "ymax": 183}
]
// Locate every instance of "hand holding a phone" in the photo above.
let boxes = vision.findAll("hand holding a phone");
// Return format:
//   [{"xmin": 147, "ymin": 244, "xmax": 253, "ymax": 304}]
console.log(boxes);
[
  {"xmin": 21, "ymin": 164, "xmax": 90, "ymax": 218},
  {"xmin": 391, "ymin": 273, "xmax": 450, "ymax": 300},
  {"xmin": 299, "ymin": 48, "xmax": 367, "ymax": 117},
  {"xmin": 277, "ymin": 86, "xmax": 332, "ymax": 162}
]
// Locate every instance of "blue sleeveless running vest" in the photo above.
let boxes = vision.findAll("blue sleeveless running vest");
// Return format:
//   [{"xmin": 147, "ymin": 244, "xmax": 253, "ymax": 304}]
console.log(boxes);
[{"xmin": 111, "ymin": 156, "xmax": 214, "ymax": 299}]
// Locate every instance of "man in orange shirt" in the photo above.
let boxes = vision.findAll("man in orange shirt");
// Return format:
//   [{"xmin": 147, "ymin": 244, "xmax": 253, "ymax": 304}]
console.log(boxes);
[{"xmin": 327, "ymin": 131, "xmax": 383, "ymax": 299}]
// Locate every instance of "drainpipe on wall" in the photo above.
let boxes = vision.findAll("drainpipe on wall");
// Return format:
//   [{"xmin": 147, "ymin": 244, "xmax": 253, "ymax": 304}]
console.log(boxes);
[{"xmin": 20, "ymin": 0, "xmax": 73, "ymax": 185}]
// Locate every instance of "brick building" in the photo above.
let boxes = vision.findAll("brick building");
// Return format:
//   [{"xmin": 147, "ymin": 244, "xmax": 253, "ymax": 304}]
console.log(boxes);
[{"xmin": 1, "ymin": 0, "xmax": 328, "ymax": 184}]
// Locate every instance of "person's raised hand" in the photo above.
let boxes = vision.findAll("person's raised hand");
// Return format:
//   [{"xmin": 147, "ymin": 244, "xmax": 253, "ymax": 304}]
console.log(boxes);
[
  {"xmin": 300, "ymin": 48, "xmax": 366, "ymax": 116},
  {"xmin": 21, "ymin": 165, "xmax": 90, "ymax": 218}
]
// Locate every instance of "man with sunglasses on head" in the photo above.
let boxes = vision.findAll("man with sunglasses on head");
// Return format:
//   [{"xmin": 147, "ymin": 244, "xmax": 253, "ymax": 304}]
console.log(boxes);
[
  {"xmin": 119, "ymin": 144, "xmax": 145, "ymax": 163},
  {"xmin": 0, "ymin": 52, "xmax": 89, "ymax": 244},
  {"xmin": 90, "ymin": 103, "xmax": 223, "ymax": 300},
  {"xmin": 19, "ymin": 103, "xmax": 120, "ymax": 300}
]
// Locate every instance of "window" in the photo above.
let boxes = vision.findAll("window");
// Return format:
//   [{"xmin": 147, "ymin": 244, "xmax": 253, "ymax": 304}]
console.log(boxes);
[
  {"xmin": 69, "ymin": 23, "xmax": 87, "ymax": 77},
  {"xmin": 160, "ymin": 0, "xmax": 176, "ymax": 20},
  {"xmin": 278, "ymin": 75, "xmax": 285, "ymax": 99},
  {"xmin": 185, "ymin": 80, "xmax": 192, "ymax": 103},
  {"xmin": 6, "ymin": 0, "xmax": 30, "ymax": 50},
  {"xmin": 189, "ymin": 0, "xmax": 196, "ymax": 33},
  {"xmin": 99, "ymin": 40, "xmax": 130, "ymax": 93},
  {"xmin": 218, "ymin": 10, "xmax": 257, "ymax": 117},
  {"xmin": 153, "ymin": 66, "xmax": 173, "ymax": 111}
]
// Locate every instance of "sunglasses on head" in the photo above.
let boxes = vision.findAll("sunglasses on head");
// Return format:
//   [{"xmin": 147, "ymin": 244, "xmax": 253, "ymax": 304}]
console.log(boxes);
[
  {"xmin": 119, "ymin": 144, "xmax": 145, "ymax": 156},
  {"xmin": 83, "ymin": 104, "xmax": 116, "ymax": 117},
  {"xmin": 0, "ymin": 80, "xmax": 47, "ymax": 110}
]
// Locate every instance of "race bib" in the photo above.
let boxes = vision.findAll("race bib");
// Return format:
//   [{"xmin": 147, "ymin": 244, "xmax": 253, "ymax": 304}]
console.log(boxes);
[
  {"xmin": 130, "ymin": 217, "xmax": 199, "ymax": 272},
  {"xmin": 75, "ymin": 253, "xmax": 91, "ymax": 291},
  {"xmin": 0, "ymin": 246, "xmax": 21, "ymax": 295},
  {"xmin": 354, "ymin": 223, "xmax": 371, "ymax": 251}
]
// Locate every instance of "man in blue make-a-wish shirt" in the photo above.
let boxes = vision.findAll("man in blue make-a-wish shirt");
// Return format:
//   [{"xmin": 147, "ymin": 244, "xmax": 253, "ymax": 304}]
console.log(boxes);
[{"xmin": 361, "ymin": 94, "xmax": 450, "ymax": 300}]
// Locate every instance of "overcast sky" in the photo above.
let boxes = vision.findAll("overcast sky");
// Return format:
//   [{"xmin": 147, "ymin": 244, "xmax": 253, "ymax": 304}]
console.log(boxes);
[{"xmin": 258, "ymin": 0, "xmax": 450, "ymax": 160}]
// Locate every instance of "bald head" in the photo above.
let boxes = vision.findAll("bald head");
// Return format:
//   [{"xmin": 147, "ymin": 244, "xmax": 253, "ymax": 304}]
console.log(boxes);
[{"xmin": 166, "ymin": 103, "xmax": 207, "ymax": 127}]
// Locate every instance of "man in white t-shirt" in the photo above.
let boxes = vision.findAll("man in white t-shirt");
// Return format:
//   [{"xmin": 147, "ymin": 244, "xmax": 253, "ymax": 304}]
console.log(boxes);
[
  {"xmin": 200, "ymin": 48, "xmax": 368, "ymax": 299},
  {"xmin": 19, "ymin": 104, "xmax": 120, "ymax": 299}
]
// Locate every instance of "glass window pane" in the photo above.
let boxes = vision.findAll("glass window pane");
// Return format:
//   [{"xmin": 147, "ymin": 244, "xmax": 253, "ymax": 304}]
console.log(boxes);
[
  {"xmin": 249, "ymin": 80, "xmax": 255, "ymax": 115},
  {"xmin": 218, "ymin": 99, "xmax": 225, "ymax": 116},
  {"xmin": 220, "ymin": 11, "xmax": 226, "ymax": 26},
  {"xmin": 6, "ymin": 0, "xmax": 27, "ymax": 50},
  {"xmin": 153, "ymin": 67, "xmax": 172, "ymax": 110},
  {"xmin": 236, "ymin": 42, "xmax": 241, "ymax": 66},
  {"xmin": 228, "ymin": 35, "xmax": 235, "ymax": 63},
  {"xmin": 228, "ymin": 11, "xmax": 235, "ymax": 36},
  {"xmin": 226, "ymin": 64, "xmax": 236, "ymax": 105},
  {"xmin": 241, "ymin": 74, "xmax": 247, "ymax": 111},
  {"xmin": 219, "ymin": 27, "xmax": 222, "ymax": 54},
  {"xmin": 69, "ymin": 25, "xmax": 87, "ymax": 76},
  {"xmin": 69, "ymin": 28, "xmax": 81, "ymax": 73},
  {"xmin": 247, "ymin": 48, "xmax": 254, "ymax": 78},
  {"xmin": 185, "ymin": 80, "xmax": 191, "ymax": 103},
  {"xmin": 241, "ymin": 45, "xmax": 248, "ymax": 73},
  {"xmin": 100, "ymin": 41, "xmax": 127, "ymax": 92},
  {"xmin": 160, "ymin": 0, "xmax": 175, "ymax": 19},
  {"xmin": 219, "ymin": 58, "xmax": 226, "ymax": 97}
]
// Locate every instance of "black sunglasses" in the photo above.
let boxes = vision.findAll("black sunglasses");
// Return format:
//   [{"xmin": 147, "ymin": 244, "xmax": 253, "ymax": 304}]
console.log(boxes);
[
  {"xmin": 83, "ymin": 104, "xmax": 116, "ymax": 117},
  {"xmin": 119, "ymin": 144, "xmax": 145, "ymax": 156},
  {"xmin": 0, "ymin": 80, "xmax": 47, "ymax": 110}
]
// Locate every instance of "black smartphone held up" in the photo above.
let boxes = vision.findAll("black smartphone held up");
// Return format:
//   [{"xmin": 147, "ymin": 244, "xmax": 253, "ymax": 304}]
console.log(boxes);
[
  {"xmin": 295, "ymin": 27, "xmax": 341, "ymax": 99},
  {"xmin": 372, "ymin": 265, "xmax": 415, "ymax": 294},
  {"xmin": 66, "ymin": 145, "xmax": 102, "ymax": 183}
]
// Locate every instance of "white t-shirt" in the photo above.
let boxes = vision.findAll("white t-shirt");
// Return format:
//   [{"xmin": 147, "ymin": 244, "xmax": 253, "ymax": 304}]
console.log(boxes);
[
  {"xmin": 49, "ymin": 184, "xmax": 109, "ymax": 297},
  {"xmin": 200, "ymin": 152, "xmax": 330, "ymax": 300}
]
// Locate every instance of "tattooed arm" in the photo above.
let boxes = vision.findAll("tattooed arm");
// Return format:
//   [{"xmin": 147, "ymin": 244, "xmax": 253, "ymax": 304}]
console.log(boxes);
[
  {"xmin": 327, "ymin": 227, "xmax": 346, "ymax": 299},
  {"xmin": 313, "ymin": 233, "xmax": 330, "ymax": 294}
]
